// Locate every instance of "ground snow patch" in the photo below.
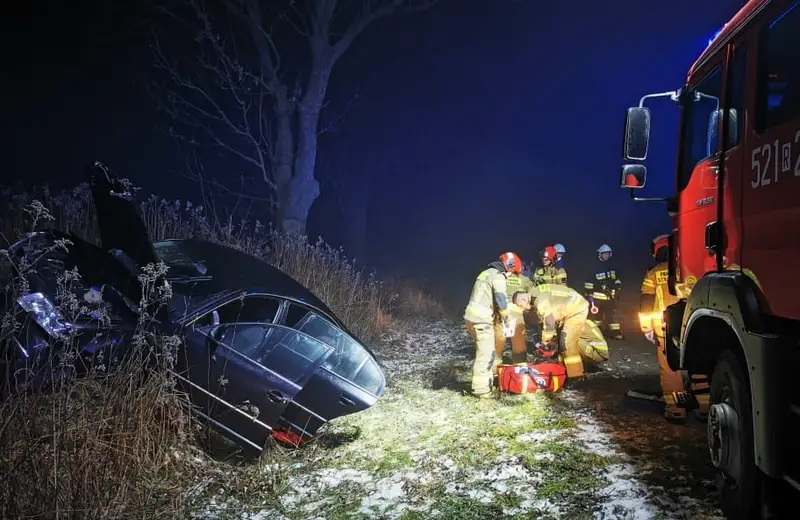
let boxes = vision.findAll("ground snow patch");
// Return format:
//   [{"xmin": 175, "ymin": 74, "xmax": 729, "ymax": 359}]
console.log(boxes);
[{"xmin": 561, "ymin": 391, "xmax": 662, "ymax": 519}]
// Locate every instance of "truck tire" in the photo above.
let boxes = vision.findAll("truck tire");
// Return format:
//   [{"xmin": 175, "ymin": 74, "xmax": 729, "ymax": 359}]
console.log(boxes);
[{"xmin": 709, "ymin": 350, "xmax": 760, "ymax": 519}]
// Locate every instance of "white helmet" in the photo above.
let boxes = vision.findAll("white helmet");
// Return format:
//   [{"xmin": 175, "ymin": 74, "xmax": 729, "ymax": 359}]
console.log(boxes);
[
  {"xmin": 553, "ymin": 243, "xmax": 566, "ymax": 255},
  {"xmin": 597, "ymin": 244, "xmax": 612, "ymax": 260}
]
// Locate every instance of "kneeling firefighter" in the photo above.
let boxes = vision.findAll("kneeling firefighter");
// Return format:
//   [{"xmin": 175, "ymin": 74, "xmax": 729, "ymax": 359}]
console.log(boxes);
[
  {"xmin": 513, "ymin": 284, "xmax": 609, "ymax": 380},
  {"xmin": 639, "ymin": 235, "xmax": 709, "ymax": 421},
  {"xmin": 464, "ymin": 252, "xmax": 524, "ymax": 398}
]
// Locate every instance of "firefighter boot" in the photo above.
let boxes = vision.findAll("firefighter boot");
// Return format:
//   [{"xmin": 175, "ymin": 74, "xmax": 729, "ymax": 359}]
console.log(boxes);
[{"xmin": 664, "ymin": 393, "xmax": 688, "ymax": 423}]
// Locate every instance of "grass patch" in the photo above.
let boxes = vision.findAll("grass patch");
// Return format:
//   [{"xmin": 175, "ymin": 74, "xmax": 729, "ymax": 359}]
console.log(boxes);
[{"xmin": 283, "ymin": 358, "xmax": 619, "ymax": 518}]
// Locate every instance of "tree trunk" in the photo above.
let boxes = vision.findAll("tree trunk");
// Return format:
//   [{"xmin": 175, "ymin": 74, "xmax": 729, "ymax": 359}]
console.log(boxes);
[
  {"xmin": 272, "ymin": 97, "xmax": 295, "ymax": 223},
  {"xmin": 279, "ymin": 59, "xmax": 331, "ymax": 235}
]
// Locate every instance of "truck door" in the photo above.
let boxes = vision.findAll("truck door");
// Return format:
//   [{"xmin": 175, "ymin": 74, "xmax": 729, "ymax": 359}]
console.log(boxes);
[
  {"xmin": 674, "ymin": 42, "xmax": 748, "ymax": 293},
  {"xmin": 675, "ymin": 62, "xmax": 725, "ymax": 294},
  {"xmin": 741, "ymin": 1, "xmax": 800, "ymax": 320}
]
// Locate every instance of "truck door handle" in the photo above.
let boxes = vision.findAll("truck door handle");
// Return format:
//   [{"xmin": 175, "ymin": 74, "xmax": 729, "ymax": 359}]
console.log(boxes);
[
  {"xmin": 338, "ymin": 395, "xmax": 356, "ymax": 407},
  {"xmin": 705, "ymin": 221, "xmax": 722, "ymax": 253},
  {"xmin": 266, "ymin": 390, "xmax": 287, "ymax": 403}
]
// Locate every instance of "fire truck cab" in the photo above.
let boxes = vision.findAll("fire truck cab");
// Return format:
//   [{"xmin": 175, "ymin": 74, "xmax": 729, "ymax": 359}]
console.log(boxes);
[{"xmin": 619, "ymin": 0, "xmax": 800, "ymax": 518}]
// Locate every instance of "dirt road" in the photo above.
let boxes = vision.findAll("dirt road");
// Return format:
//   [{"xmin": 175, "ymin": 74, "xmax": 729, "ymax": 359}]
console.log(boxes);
[{"xmin": 577, "ymin": 328, "xmax": 722, "ymax": 518}]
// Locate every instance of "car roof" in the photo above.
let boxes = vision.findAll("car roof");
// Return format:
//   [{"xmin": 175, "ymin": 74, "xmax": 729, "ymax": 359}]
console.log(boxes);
[{"xmin": 153, "ymin": 238, "xmax": 341, "ymax": 324}]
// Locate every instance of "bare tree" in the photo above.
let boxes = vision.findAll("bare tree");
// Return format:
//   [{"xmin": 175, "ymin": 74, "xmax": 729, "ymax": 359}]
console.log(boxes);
[{"xmin": 149, "ymin": 0, "xmax": 436, "ymax": 235}]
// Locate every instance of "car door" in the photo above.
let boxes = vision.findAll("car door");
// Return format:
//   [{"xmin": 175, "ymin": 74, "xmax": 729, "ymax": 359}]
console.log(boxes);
[
  {"xmin": 279, "ymin": 302, "xmax": 386, "ymax": 438},
  {"xmin": 202, "ymin": 322, "xmax": 333, "ymax": 451},
  {"xmin": 177, "ymin": 294, "xmax": 287, "ymax": 444},
  {"xmin": 86, "ymin": 162, "xmax": 168, "ymax": 320}
]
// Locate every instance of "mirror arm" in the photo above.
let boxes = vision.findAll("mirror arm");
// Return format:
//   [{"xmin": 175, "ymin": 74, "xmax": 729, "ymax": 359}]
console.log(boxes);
[{"xmin": 638, "ymin": 91, "xmax": 680, "ymax": 108}]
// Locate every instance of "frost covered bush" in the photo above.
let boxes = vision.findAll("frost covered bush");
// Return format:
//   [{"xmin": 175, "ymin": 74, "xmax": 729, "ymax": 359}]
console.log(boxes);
[{"xmin": 0, "ymin": 202, "xmax": 196, "ymax": 519}]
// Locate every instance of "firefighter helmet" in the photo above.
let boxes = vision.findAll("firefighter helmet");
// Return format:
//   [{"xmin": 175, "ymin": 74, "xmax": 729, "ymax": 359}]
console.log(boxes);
[
  {"xmin": 597, "ymin": 244, "xmax": 612, "ymax": 260},
  {"xmin": 553, "ymin": 243, "xmax": 566, "ymax": 255},
  {"xmin": 540, "ymin": 246, "xmax": 557, "ymax": 263},
  {"xmin": 651, "ymin": 234, "xmax": 669, "ymax": 257},
  {"xmin": 499, "ymin": 252, "xmax": 524, "ymax": 274}
]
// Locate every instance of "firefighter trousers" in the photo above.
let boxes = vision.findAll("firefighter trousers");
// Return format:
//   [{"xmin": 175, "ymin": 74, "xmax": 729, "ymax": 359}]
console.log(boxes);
[
  {"xmin": 656, "ymin": 333, "xmax": 685, "ymax": 412},
  {"xmin": 578, "ymin": 320, "xmax": 609, "ymax": 367},
  {"xmin": 466, "ymin": 321, "xmax": 497, "ymax": 395},
  {"xmin": 656, "ymin": 333, "xmax": 709, "ymax": 419},
  {"xmin": 495, "ymin": 319, "xmax": 527, "ymax": 365},
  {"xmin": 561, "ymin": 314, "xmax": 586, "ymax": 379},
  {"xmin": 595, "ymin": 298, "xmax": 622, "ymax": 336}
]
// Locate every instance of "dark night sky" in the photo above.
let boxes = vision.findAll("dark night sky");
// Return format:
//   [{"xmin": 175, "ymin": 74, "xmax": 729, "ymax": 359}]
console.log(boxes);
[{"xmin": 3, "ymin": 0, "xmax": 747, "ymax": 304}]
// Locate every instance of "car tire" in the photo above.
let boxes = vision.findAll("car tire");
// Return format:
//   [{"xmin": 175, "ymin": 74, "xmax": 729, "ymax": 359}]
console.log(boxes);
[{"xmin": 709, "ymin": 350, "xmax": 760, "ymax": 520}]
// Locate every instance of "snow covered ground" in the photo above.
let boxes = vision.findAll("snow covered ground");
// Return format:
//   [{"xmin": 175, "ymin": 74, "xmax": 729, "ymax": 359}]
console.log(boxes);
[{"xmin": 189, "ymin": 318, "xmax": 724, "ymax": 520}]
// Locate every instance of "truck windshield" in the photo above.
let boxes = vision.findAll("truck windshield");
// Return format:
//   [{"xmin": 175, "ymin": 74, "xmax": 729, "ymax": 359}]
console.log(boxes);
[{"xmin": 677, "ymin": 67, "xmax": 723, "ymax": 191}]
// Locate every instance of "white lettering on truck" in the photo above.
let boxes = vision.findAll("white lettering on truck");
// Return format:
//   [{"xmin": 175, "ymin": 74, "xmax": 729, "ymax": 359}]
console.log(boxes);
[{"xmin": 751, "ymin": 129, "xmax": 800, "ymax": 188}]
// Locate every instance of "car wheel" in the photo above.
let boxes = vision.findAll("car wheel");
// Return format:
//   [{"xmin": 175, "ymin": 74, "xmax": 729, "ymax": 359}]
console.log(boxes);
[{"xmin": 708, "ymin": 350, "xmax": 760, "ymax": 519}]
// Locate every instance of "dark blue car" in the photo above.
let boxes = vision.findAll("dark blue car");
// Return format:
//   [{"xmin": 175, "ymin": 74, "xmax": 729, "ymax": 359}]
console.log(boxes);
[{"xmin": 2, "ymin": 162, "xmax": 386, "ymax": 453}]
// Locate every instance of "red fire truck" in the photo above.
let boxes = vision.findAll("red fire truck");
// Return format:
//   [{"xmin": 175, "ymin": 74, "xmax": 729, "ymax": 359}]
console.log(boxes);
[{"xmin": 619, "ymin": 0, "xmax": 799, "ymax": 518}]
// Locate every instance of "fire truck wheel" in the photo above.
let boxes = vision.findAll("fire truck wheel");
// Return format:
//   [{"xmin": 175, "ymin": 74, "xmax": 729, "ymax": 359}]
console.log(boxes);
[{"xmin": 708, "ymin": 350, "xmax": 760, "ymax": 520}]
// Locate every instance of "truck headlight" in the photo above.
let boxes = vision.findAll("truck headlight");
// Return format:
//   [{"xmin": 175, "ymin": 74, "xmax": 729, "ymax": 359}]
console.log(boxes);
[{"xmin": 17, "ymin": 292, "xmax": 71, "ymax": 339}]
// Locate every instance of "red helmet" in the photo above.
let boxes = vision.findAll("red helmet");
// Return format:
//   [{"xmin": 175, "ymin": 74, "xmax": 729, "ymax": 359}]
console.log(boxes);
[
  {"xmin": 651, "ymin": 234, "xmax": 669, "ymax": 257},
  {"xmin": 499, "ymin": 252, "xmax": 523, "ymax": 274},
  {"xmin": 540, "ymin": 246, "xmax": 557, "ymax": 262}
]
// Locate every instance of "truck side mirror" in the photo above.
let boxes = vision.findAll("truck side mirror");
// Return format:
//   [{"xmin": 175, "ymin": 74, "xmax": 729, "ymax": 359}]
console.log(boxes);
[
  {"xmin": 620, "ymin": 164, "xmax": 647, "ymax": 189},
  {"xmin": 623, "ymin": 107, "xmax": 651, "ymax": 161}
]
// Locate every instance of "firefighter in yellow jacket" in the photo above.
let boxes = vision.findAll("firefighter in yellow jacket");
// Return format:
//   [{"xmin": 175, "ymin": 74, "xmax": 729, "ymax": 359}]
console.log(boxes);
[
  {"xmin": 513, "ymin": 284, "xmax": 608, "ymax": 380},
  {"xmin": 532, "ymin": 246, "xmax": 568, "ymax": 286},
  {"xmin": 464, "ymin": 252, "xmax": 524, "ymax": 397},
  {"xmin": 503, "ymin": 263, "xmax": 533, "ymax": 364},
  {"xmin": 640, "ymin": 235, "xmax": 709, "ymax": 421}
]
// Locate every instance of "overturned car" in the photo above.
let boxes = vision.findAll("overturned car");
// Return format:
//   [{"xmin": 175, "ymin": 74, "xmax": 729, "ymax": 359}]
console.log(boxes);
[{"xmin": 1, "ymin": 161, "xmax": 386, "ymax": 452}]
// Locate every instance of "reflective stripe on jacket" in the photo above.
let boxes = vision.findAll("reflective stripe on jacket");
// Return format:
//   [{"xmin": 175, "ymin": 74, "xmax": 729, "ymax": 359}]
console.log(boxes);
[{"xmin": 533, "ymin": 266, "xmax": 567, "ymax": 286}]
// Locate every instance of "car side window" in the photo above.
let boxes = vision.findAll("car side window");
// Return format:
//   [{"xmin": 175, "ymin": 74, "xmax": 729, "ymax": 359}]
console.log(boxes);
[
  {"xmin": 290, "ymin": 309, "xmax": 368, "ymax": 381},
  {"xmin": 257, "ymin": 327, "xmax": 331, "ymax": 383},
  {"xmin": 352, "ymin": 357, "xmax": 385, "ymax": 396},
  {"xmin": 284, "ymin": 303, "xmax": 312, "ymax": 327},
  {"xmin": 218, "ymin": 323, "xmax": 331, "ymax": 384},
  {"xmin": 756, "ymin": 1, "xmax": 800, "ymax": 131},
  {"xmin": 219, "ymin": 323, "xmax": 269, "ymax": 360},
  {"xmin": 195, "ymin": 296, "xmax": 282, "ymax": 327}
]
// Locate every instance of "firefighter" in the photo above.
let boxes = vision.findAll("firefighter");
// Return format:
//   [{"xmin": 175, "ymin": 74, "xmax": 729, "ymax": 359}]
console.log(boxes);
[
  {"xmin": 532, "ymin": 246, "xmax": 567, "ymax": 286},
  {"xmin": 464, "ymin": 252, "xmax": 524, "ymax": 398},
  {"xmin": 512, "ymin": 283, "xmax": 590, "ymax": 381},
  {"xmin": 503, "ymin": 260, "xmax": 533, "ymax": 364},
  {"xmin": 584, "ymin": 244, "xmax": 623, "ymax": 339},
  {"xmin": 553, "ymin": 243, "xmax": 566, "ymax": 268},
  {"xmin": 639, "ymin": 235, "xmax": 709, "ymax": 422},
  {"xmin": 578, "ymin": 318, "xmax": 610, "ymax": 369}
]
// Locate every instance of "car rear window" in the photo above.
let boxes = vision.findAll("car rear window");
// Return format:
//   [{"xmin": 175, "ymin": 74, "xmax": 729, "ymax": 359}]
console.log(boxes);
[
  {"xmin": 294, "ymin": 313, "xmax": 368, "ymax": 381},
  {"xmin": 352, "ymin": 358, "xmax": 385, "ymax": 396}
]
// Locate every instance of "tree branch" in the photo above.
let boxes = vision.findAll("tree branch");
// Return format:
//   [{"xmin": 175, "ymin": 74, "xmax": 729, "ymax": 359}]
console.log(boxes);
[{"xmin": 149, "ymin": 0, "xmax": 278, "ymax": 191}]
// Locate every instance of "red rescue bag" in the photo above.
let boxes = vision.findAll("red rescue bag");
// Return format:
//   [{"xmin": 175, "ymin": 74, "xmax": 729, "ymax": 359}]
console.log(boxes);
[{"xmin": 497, "ymin": 362, "xmax": 567, "ymax": 394}]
